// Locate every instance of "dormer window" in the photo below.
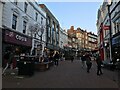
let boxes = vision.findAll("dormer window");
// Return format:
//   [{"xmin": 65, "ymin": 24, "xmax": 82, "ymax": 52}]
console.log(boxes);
[
  {"xmin": 36, "ymin": 13, "xmax": 38, "ymax": 21},
  {"xmin": 41, "ymin": 17, "xmax": 43, "ymax": 24},
  {"xmin": 24, "ymin": 2, "xmax": 28, "ymax": 13},
  {"xmin": 14, "ymin": 0, "xmax": 17, "ymax": 5}
]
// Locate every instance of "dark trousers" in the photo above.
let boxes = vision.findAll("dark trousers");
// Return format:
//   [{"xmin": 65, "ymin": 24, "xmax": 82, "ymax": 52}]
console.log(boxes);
[
  {"xmin": 97, "ymin": 65, "xmax": 103, "ymax": 75},
  {"xmin": 86, "ymin": 63, "xmax": 92, "ymax": 73},
  {"xmin": 71, "ymin": 59, "xmax": 73, "ymax": 62},
  {"xmin": 54, "ymin": 59, "xmax": 58, "ymax": 66}
]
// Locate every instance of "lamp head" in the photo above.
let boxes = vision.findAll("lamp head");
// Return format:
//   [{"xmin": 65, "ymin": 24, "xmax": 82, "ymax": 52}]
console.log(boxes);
[{"xmin": 107, "ymin": 0, "xmax": 112, "ymax": 5}]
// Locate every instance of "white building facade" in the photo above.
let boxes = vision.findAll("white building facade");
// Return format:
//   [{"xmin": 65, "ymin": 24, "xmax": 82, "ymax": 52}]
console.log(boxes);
[
  {"xmin": 59, "ymin": 27, "xmax": 68, "ymax": 53},
  {"xmin": 0, "ymin": 1, "xmax": 4, "ymax": 63},
  {"xmin": 97, "ymin": 0, "xmax": 120, "ymax": 62},
  {"xmin": 0, "ymin": 1, "xmax": 4, "ymax": 89},
  {"xmin": 0, "ymin": 1, "xmax": 4, "ymax": 28},
  {"xmin": 59, "ymin": 27, "xmax": 68, "ymax": 59},
  {"xmin": 110, "ymin": 1, "xmax": 120, "ymax": 63},
  {"xmin": 2, "ymin": 0, "xmax": 46, "ymax": 59},
  {"xmin": 102, "ymin": 2, "xmax": 110, "ymax": 61}
]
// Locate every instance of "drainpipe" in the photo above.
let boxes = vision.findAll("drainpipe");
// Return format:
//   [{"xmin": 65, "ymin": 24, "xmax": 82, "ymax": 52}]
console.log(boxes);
[{"xmin": 107, "ymin": 3, "xmax": 112, "ymax": 62}]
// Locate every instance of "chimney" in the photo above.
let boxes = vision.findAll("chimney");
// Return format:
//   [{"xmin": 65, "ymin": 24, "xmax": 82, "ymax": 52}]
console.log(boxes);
[
  {"xmin": 70, "ymin": 26, "xmax": 74, "ymax": 30},
  {"xmin": 77, "ymin": 28, "xmax": 81, "ymax": 30}
]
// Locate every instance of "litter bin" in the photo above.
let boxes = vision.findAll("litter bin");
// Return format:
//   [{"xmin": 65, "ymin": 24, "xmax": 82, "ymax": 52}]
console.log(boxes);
[{"xmin": 18, "ymin": 56, "xmax": 35, "ymax": 76}]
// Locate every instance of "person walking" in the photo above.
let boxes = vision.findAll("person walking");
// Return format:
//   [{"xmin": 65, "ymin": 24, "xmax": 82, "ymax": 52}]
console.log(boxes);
[
  {"xmin": 85, "ymin": 54, "xmax": 92, "ymax": 73},
  {"xmin": 70, "ymin": 54, "xmax": 74, "ymax": 62},
  {"xmin": 81, "ymin": 54, "xmax": 86, "ymax": 68},
  {"xmin": 43, "ymin": 49, "xmax": 49, "ymax": 62},
  {"xmin": 53, "ymin": 51, "xmax": 59, "ymax": 66},
  {"xmin": 96, "ymin": 54, "xmax": 103, "ymax": 76}
]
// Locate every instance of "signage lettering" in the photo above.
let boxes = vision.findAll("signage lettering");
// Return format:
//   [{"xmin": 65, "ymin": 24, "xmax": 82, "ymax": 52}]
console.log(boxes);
[
  {"xmin": 103, "ymin": 25, "xmax": 110, "ymax": 30},
  {"xmin": 16, "ymin": 35, "xmax": 27, "ymax": 42},
  {"xmin": 4, "ymin": 30, "xmax": 32, "ymax": 47}
]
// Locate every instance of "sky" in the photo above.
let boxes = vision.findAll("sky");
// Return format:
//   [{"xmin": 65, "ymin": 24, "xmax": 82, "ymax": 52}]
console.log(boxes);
[{"xmin": 39, "ymin": 2, "xmax": 102, "ymax": 34}]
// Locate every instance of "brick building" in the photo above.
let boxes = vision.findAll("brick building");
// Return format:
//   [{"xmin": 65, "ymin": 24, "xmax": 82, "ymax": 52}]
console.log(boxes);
[{"xmin": 67, "ymin": 26, "xmax": 98, "ymax": 56}]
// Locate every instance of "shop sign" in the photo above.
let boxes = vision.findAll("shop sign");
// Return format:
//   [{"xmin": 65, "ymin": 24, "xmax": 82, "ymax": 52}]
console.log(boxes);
[
  {"xmin": 4, "ymin": 29, "xmax": 32, "ymax": 47},
  {"xmin": 102, "ymin": 25, "xmax": 110, "ymax": 30},
  {"xmin": 16, "ymin": 35, "xmax": 27, "ymax": 42},
  {"xmin": 112, "ymin": 35, "xmax": 120, "ymax": 45}
]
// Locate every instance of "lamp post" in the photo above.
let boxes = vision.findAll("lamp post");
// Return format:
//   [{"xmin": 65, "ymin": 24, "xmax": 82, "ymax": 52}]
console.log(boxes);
[{"xmin": 107, "ymin": 2, "xmax": 112, "ymax": 62}]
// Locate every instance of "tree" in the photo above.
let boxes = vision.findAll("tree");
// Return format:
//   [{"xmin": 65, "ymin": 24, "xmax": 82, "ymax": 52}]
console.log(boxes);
[{"xmin": 28, "ymin": 23, "xmax": 45, "ymax": 56}]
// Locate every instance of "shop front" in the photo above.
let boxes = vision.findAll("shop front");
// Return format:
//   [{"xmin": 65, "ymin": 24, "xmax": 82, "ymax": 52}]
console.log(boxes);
[
  {"xmin": 99, "ymin": 41, "xmax": 104, "ymax": 61},
  {"xmin": 112, "ymin": 33, "xmax": 120, "ymax": 63},
  {"xmin": 45, "ymin": 43, "xmax": 60, "ymax": 59},
  {"xmin": 31, "ymin": 40, "xmax": 42, "ymax": 56},
  {"xmin": 104, "ymin": 40, "xmax": 110, "ymax": 61},
  {"xmin": 46, "ymin": 43, "xmax": 54, "ymax": 56},
  {"xmin": 2, "ymin": 28, "xmax": 32, "ymax": 68}
]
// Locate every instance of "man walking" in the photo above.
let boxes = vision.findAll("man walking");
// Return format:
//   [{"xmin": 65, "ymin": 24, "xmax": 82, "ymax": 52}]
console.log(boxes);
[
  {"xmin": 96, "ymin": 54, "xmax": 103, "ymax": 76},
  {"xmin": 81, "ymin": 54, "xmax": 86, "ymax": 68},
  {"xmin": 53, "ymin": 51, "xmax": 59, "ymax": 66},
  {"xmin": 85, "ymin": 53, "xmax": 92, "ymax": 73}
]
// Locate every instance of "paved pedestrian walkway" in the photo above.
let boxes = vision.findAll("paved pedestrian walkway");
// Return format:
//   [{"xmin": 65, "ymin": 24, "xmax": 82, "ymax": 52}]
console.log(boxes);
[{"xmin": 2, "ymin": 60, "xmax": 120, "ymax": 88}]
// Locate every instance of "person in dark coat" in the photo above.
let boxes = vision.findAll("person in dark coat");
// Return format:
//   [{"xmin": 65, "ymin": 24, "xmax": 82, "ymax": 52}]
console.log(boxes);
[
  {"xmin": 85, "ymin": 54, "xmax": 92, "ymax": 73},
  {"xmin": 43, "ymin": 50, "xmax": 49, "ymax": 62},
  {"xmin": 96, "ymin": 54, "xmax": 103, "ymax": 75},
  {"xmin": 70, "ymin": 54, "xmax": 74, "ymax": 62},
  {"xmin": 81, "ymin": 54, "xmax": 86, "ymax": 68},
  {"xmin": 3, "ymin": 51, "xmax": 10, "ymax": 68},
  {"xmin": 54, "ymin": 51, "xmax": 59, "ymax": 66}
]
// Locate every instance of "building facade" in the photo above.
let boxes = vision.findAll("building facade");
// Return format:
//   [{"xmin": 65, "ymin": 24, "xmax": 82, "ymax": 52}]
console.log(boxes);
[
  {"xmin": 67, "ymin": 26, "xmax": 77, "ymax": 58},
  {"xmin": 110, "ymin": 1, "xmax": 120, "ymax": 62},
  {"xmin": 97, "ymin": 0, "xmax": 120, "ymax": 62},
  {"xmin": 76, "ymin": 28, "xmax": 87, "ymax": 51},
  {"xmin": 59, "ymin": 27, "xmax": 68, "ymax": 53},
  {"xmin": 68, "ymin": 26, "xmax": 98, "ymax": 57},
  {"xmin": 0, "ymin": 1, "xmax": 3, "ymax": 28},
  {"xmin": 40, "ymin": 4, "xmax": 60, "ymax": 55},
  {"xmin": 97, "ymin": 4, "xmax": 105, "ymax": 61},
  {"xmin": 87, "ymin": 32, "xmax": 98, "ymax": 51},
  {"xmin": 67, "ymin": 26, "xmax": 77, "ymax": 48},
  {"xmin": 2, "ymin": 0, "xmax": 46, "ymax": 65},
  {"xmin": 0, "ymin": 1, "xmax": 4, "ymax": 76}
]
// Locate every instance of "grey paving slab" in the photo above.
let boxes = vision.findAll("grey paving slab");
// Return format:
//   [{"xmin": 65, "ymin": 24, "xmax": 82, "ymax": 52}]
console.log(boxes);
[{"xmin": 2, "ymin": 60, "xmax": 119, "ymax": 88}]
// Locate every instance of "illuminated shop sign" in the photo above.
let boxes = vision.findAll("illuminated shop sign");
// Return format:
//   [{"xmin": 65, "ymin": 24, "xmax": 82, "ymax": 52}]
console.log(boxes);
[
  {"xmin": 16, "ymin": 35, "xmax": 27, "ymax": 42},
  {"xmin": 4, "ymin": 29, "xmax": 32, "ymax": 47}
]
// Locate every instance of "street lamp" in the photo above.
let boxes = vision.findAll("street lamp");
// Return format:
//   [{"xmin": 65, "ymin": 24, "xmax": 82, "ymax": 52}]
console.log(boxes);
[{"xmin": 107, "ymin": 1, "xmax": 112, "ymax": 62}]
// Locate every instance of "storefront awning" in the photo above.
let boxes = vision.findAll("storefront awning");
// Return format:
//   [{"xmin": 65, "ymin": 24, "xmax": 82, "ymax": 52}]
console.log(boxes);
[{"xmin": 3, "ymin": 28, "xmax": 32, "ymax": 47}]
